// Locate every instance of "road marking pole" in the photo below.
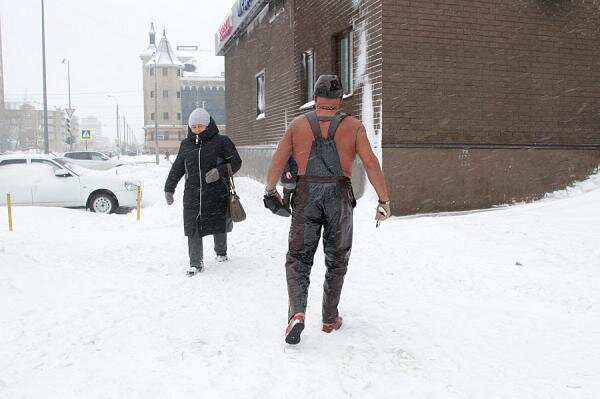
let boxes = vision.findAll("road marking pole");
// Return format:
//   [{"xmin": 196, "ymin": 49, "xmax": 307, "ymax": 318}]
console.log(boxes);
[{"xmin": 7, "ymin": 193, "xmax": 13, "ymax": 232}]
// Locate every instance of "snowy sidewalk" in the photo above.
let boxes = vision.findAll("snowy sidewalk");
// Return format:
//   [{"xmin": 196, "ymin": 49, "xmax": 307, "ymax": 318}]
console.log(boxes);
[{"xmin": 1, "ymin": 167, "xmax": 599, "ymax": 398}]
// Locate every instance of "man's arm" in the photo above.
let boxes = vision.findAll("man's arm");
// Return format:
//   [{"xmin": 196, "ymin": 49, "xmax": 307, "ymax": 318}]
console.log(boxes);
[
  {"xmin": 265, "ymin": 127, "xmax": 293, "ymax": 191},
  {"xmin": 355, "ymin": 126, "xmax": 389, "ymax": 202}
]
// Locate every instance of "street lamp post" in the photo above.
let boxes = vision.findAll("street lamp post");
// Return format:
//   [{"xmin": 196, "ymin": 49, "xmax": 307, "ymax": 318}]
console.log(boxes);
[
  {"xmin": 107, "ymin": 95, "xmax": 119, "ymax": 159},
  {"xmin": 41, "ymin": 0, "xmax": 49, "ymax": 154},
  {"xmin": 61, "ymin": 59, "xmax": 71, "ymax": 109},
  {"xmin": 62, "ymin": 58, "xmax": 75, "ymax": 150}
]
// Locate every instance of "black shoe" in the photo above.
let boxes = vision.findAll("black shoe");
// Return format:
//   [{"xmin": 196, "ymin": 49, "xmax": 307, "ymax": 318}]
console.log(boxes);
[{"xmin": 186, "ymin": 262, "xmax": 203, "ymax": 276}]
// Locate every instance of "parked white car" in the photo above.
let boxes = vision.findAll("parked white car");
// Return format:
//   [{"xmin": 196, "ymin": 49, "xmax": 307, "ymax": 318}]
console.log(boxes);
[
  {"xmin": 62, "ymin": 151, "xmax": 126, "ymax": 170},
  {"xmin": 0, "ymin": 154, "xmax": 140, "ymax": 213}
]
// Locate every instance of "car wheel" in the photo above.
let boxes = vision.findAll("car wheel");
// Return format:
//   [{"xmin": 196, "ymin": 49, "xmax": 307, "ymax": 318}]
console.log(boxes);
[{"xmin": 89, "ymin": 192, "xmax": 117, "ymax": 214}]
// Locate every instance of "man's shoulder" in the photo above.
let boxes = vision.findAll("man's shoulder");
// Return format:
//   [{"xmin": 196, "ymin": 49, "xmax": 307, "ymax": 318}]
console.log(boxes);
[{"xmin": 339, "ymin": 113, "xmax": 363, "ymax": 131}]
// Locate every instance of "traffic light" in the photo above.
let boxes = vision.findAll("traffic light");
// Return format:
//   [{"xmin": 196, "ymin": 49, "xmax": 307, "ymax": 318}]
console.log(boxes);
[{"xmin": 65, "ymin": 117, "xmax": 71, "ymax": 135}]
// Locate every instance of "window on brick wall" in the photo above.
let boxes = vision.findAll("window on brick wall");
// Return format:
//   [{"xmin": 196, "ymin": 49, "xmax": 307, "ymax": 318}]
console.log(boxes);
[
  {"xmin": 163, "ymin": 90, "xmax": 168, "ymax": 98},
  {"xmin": 150, "ymin": 91, "xmax": 154, "ymax": 98},
  {"xmin": 177, "ymin": 112, "xmax": 181, "ymax": 121},
  {"xmin": 302, "ymin": 50, "xmax": 315, "ymax": 104},
  {"xmin": 151, "ymin": 113, "xmax": 155, "ymax": 121},
  {"xmin": 162, "ymin": 68, "xmax": 168, "ymax": 76},
  {"xmin": 163, "ymin": 112, "xmax": 169, "ymax": 120},
  {"xmin": 336, "ymin": 30, "xmax": 353, "ymax": 95},
  {"xmin": 150, "ymin": 68, "xmax": 154, "ymax": 76},
  {"xmin": 177, "ymin": 91, "xmax": 181, "ymax": 99},
  {"xmin": 256, "ymin": 71, "xmax": 266, "ymax": 118}
]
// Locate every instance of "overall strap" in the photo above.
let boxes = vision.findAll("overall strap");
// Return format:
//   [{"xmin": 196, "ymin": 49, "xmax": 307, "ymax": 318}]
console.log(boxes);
[
  {"xmin": 327, "ymin": 111, "xmax": 347, "ymax": 140},
  {"xmin": 305, "ymin": 111, "xmax": 322, "ymax": 141}
]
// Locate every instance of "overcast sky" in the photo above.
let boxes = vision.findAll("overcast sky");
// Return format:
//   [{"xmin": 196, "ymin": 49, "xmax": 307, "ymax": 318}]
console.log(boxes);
[{"xmin": 0, "ymin": 0, "xmax": 233, "ymax": 142}]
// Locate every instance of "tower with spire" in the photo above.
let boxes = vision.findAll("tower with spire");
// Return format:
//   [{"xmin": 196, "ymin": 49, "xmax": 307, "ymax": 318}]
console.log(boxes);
[
  {"xmin": 140, "ymin": 23, "xmax": 225, "ymax": 154},
  {"xmin": 140, "ymin": 25, "xmax": 184, "ymax": 154}
]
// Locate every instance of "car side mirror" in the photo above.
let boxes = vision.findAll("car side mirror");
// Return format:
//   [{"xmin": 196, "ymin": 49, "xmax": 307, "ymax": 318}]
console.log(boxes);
[
  {"xmin": 54, "ymin": 169, "xmax": 71, "ymax": 177},
  {"xmin": 101, "ymin": 156, "xmax": 109, "ymax": 160}
]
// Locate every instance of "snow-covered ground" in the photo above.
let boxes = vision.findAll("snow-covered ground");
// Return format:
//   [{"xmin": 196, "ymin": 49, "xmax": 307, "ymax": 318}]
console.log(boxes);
[{"xmin": 1, "ymin": 162, "xmax": 599, "ymax": 398}]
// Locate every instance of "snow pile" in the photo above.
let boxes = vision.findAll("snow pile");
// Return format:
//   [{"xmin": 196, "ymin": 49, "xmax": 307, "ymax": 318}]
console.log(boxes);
[
  {"xmin": 542, "ymin": 166, "xmax": 600, "ymax": 201},
  {"xmin": 0, "ymin": 163, "xmax": 599, "ymax": 398}
]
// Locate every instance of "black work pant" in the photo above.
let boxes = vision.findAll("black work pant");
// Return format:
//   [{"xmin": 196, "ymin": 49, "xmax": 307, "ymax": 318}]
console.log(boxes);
[
  {"xmin": 285, "ymin": 177, "xmax": 354, "ymax": 324},
  {"xmin": 188, "ymin": 231, "xmax": 227, "ymax": 267}
]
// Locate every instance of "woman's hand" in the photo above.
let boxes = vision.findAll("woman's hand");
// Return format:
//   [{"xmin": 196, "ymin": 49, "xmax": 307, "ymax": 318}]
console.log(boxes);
[{"xmin": 205, "ymin": 168, "xmax": 220, "ymax": 183}]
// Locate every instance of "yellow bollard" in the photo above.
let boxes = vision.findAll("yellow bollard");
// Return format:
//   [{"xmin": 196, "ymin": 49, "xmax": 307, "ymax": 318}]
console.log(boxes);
[
  {"xmin": 136, "ymin": 186, "xmax": 141, "ymax": 221},
  {"xmin": 6, "ymin": 193, "xmax": 13, "ymax": 232}
]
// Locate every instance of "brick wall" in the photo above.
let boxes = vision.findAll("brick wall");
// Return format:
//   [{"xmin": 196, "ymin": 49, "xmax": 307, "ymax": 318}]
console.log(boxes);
[
  {"xmin": 381, "ymin": 0, "xmax": 600, "ymax": 214},
  {"xmin": 382, "ymin": 0, "xmax": 600, "ymax": 146},
  {"xmin": 224, "ymin": 1, "xmax": 297, "ymax": 146}
]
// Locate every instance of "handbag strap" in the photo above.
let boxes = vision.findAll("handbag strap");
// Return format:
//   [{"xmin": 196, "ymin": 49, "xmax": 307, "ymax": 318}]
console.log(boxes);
[{"xmin": 226, "ymin": 163, "xmax": 236, "ymax": 194}]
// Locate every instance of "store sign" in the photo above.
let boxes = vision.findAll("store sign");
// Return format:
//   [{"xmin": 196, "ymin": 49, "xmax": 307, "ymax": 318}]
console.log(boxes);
[
  {"xmin": 237, "ymin": 0, "xmax": 253, "ymax": 17},
  {"xmin": 218, "ymin": 15, "xmax": 234, "ymax": 43},
  {"xmin": 215, "ymin": 0, "xmax": 266, "ymax": 56}
]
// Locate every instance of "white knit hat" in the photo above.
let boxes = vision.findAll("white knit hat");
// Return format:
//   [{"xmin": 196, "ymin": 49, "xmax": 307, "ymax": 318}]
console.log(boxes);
[{"xmin": 188, "ymin": 108, "xmax": 211, "ymax": 128}]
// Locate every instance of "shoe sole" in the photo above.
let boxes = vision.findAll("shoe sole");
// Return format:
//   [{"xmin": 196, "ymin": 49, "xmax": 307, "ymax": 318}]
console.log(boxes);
[
  {"xmin": 187, "ymin": 268, "xmax": 203, "ymax": 276},
  {"xmin": 285, "ymin": 322, "xmax": 305, "ymax": 345}
]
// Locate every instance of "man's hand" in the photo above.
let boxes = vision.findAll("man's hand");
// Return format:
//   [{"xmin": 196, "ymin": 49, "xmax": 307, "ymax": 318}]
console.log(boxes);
[
  {"xmin": 165, "ymin": 192, "xmax": 174, "ymax": 205},
  {"xmin": 265, "ymin": 188, "xmax": 283, "ymax": 204},
  {"xmin": 375, "ymin": 203, "xmax": 390, "ymax": 221},
  {"xmin": 205, "ymin": 168, "xmax": 220, "ymax": 183}
]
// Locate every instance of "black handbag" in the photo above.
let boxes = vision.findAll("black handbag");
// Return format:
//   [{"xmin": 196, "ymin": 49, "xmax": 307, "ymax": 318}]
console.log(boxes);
[{"xmin": 227, "ymin": 164, "xmax": 246, "ymax": 223}]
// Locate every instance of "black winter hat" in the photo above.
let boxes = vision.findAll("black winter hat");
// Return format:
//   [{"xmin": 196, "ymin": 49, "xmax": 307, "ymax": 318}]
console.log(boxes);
[{"xmin": 313, "ymin": 74, "xmax": 343, "ymax": 99}]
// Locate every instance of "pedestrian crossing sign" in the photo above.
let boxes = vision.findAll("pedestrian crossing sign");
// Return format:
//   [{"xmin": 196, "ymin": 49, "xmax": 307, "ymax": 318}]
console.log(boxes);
[{"xmin": 81, "ymin": 129, "xmax": 92, "ymax": 140}]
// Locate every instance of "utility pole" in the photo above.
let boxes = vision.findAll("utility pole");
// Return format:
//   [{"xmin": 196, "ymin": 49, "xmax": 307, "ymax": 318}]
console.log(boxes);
[
  {"xmin": 41, "ymin": 0, "xmax": 49, "ymax": 153},
  {"xmin": 62, "ymin": 59, "xmax": 75, "ymax": 151},
  {"xmin": 107, "ymin": 95, "xmax": 119, "ymax": 159},
  {"xmin": 122, "ymin": 115, "xmax": 126, "ymax": 154}
]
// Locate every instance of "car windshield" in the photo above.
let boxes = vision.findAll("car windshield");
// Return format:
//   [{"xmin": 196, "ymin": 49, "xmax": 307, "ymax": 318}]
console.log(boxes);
[{"xmin": 53, "ymin": 158, "xmax": 82, "ymax": 176}]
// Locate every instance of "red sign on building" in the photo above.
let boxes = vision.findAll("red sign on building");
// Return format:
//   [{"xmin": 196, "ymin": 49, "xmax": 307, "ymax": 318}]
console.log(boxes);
[{"xmin": 218, "ymin": 16, "xmax": 233, "ymax": 43}]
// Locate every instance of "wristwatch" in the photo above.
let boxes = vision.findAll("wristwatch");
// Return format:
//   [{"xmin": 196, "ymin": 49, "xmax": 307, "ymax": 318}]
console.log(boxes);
[
  {"xmin": 378, "ymin": 199, "xmax": 390, "ymax": 205},
  {"xmin": 265, "ymin": 188, "xmax": 277, "ymax": 196}
]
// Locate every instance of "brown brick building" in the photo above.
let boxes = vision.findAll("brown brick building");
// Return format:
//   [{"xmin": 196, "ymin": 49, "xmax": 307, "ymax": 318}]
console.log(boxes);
[{"xmin": 216, "ymin": 0, "xmax": 600, "ymax": 215}]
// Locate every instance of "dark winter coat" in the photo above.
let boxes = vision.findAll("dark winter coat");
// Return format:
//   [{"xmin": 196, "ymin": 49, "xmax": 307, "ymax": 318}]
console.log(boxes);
[{"xmin": 164, "ymin": 118, "xmax": 242, "ymax": 237}]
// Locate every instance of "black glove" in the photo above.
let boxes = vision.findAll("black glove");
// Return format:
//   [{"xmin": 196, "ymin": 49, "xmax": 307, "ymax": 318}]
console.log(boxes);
[
  {"xmin": 263, "ymin": 190, "xmax": 291, "ymax": 217},
  {"xmin": 165, "ymin": 192, "xmax": 174, "ymax": 205}
]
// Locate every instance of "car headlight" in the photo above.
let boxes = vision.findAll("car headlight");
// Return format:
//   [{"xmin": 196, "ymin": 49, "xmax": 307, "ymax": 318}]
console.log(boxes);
[{"xmin": 125, "ymin": 182, "xmax": 138, "ymax": 191}]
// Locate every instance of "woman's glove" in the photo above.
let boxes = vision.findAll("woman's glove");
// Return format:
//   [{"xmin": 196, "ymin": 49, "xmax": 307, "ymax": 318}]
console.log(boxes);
[
  {"xmin": 205, "ymin": 168, "xmax": 220, "ymax": 183},
  {"xmin": 165, "ymin": 192, "xmax": 174, "ymax": 205}
]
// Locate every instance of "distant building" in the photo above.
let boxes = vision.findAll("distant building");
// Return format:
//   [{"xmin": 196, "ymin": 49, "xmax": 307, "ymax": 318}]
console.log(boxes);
[
  {"xmin": 140, "ymin": 24, "xmax": 225, "ymax": 154},
  {"xmin": 3, "ymin": 102, "xmax": 78, "ymax": 153}
]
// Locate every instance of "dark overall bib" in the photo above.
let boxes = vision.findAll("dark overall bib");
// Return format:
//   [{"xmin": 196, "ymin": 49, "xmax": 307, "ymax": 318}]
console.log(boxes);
[{"xmin": 285, "ymin": 111, "xmax": 356, "ymax": 324}]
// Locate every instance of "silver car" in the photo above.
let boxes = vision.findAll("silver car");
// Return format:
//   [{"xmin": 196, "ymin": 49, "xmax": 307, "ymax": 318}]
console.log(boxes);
[{"xmin": 62, "ymin": 151, "xmax": 126, "ymax": 170}]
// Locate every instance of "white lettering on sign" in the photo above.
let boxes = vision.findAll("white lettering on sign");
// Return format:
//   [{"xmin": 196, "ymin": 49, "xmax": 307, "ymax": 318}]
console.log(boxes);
[{"xmin": 237, "ymin": 0, "xmax": 253, "ymax": 17}]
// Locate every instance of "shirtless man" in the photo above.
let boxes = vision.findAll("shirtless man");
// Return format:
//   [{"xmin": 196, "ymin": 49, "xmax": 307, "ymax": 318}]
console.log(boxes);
[{"xmin": 265, "ymin": 74, "xmax": 391, "ymax": 344}]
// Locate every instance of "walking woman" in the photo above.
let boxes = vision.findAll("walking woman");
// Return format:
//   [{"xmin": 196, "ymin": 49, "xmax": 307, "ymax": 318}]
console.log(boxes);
[{"xmin": 164, "ymin": 108, "xmax": 242, "ymax": 275}]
